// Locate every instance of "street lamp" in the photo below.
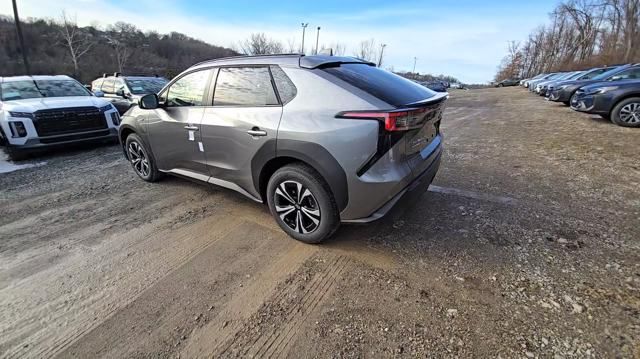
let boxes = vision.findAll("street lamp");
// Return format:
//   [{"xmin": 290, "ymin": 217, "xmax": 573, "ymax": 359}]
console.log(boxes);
[
  {"xmin": 300, "ymin": 23, "xmax": 308, "ymax": 54},
  {"xmin": 413, "ymin": 57, "xmax": 418, "ymax": 74},
  {"xmin": 377, "ymin": 44, "xmax": 386, "ymax": 67},
  {"xmin": 315, "ymin": 26, "xmax": 321, "ymax": 55}
]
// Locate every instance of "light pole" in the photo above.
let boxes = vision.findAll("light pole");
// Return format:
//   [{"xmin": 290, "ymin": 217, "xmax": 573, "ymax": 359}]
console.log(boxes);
[
  {"xmin": 12, "ymin": 0, "xmax": 30, "ymax": 75},
  {"xmin": 315, "ymin": 26, "xmax": 321, "ymax": 55},
  {"xmin": 412, "ymin": 57, "xmax": 417, "ymax": 74},
  {"xmin": 300, "ymin": 23, "xmax": 308, "ymax": 54},
  {"xmin": 377, "ymin": 44, "xmax": 386, "ymax": 67}
]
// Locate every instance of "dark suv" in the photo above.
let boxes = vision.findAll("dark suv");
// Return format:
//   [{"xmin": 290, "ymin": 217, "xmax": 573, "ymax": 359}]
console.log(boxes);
[
  {"xmin": 91, "ymin": 73, "xmax": 168, "ymax": 114},
  {"xmin": 119, "ymin": 55, "xmax": 447, "ymax": 243},
  {"xmin": 548, "ymin": 64, "xmax": 640, "ymax": 105},
  {"xmin": 570, "ymin": 79, "xmax": 640, "ymax": 127}
]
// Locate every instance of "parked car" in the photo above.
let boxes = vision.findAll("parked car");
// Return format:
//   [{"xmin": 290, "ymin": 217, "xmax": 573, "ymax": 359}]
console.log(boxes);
[
  {"xmin": 529, "ymin": 72, "xmax": 564, "ymax": 92},
  {"xmin": 535, "ymin": 71, "xmax": 580, "ymax": 95},
  {"xmin": 548, "ymin": 64, "xmax": 640, "ymax": 105},
  {"xmin": 0, "ymin": 75, "xmax": 120, "ymax": 160},
  {"xmin": 91, "ymin": 73, "xmax": 168, "ymax": 114},
  {"xmin": 495, "ymin": 78, "xmax": 520, "ymax": 87},
  {"xmin": 119, "ymin": 55, "xmax": 447, "ymax": 243},
  {"xmin": 523, "ymin": 74, "xmax": 547, "ymax": 88},
  {"xmin": 570, "ymin": 79, "xmax": 640, "ymax": 127},
  {"xmin": 545, "ymin": 66, "xmax": 616, "ymax": 98},
  {"xmin": 424, "ymin": 81, "xmax": 448, "ymax": 92}
]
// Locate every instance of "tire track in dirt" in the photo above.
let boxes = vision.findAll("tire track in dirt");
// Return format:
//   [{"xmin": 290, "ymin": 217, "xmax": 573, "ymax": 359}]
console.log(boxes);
[
  {"xmin": 1, "ymin": 206, "xmax": 244, "ymax": 359},
  {"xmin": 211, "ymin": 255, "xmax": 352, "ymax": 358}
]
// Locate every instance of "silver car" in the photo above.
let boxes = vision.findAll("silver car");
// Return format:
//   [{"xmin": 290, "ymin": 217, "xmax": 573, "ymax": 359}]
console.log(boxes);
[{"xmin": 119, "ymin": 55, "xmax": 446, "ymax": 243}]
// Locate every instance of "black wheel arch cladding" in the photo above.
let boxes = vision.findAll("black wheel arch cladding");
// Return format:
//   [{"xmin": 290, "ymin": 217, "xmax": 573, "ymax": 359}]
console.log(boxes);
[{"xmin": 251, "ymin": 139, "xmax": 349, "ymax": 212}]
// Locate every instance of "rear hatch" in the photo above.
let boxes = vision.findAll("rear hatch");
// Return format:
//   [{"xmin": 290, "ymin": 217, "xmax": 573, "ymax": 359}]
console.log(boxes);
[{"xmin": 323, "ymin": 63, "xmax": 446, "ymax": 178}]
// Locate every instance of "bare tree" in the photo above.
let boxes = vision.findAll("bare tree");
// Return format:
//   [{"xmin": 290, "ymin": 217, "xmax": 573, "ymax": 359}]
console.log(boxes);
[
  {"xmin": 285, "ymin": 37, "xmax": 298, "ymax": 53},
  {"xmin": 106, "ymin": 22, "xmax": 138, "ymax": 73},
  {"xmin": 353, "ymin": 39, "xmax": 378, "ymax": 62},
  {"xmin": 239, "ymin": 33, "xmax": 284, "ymax": 55},
  {"xmin": 58, "ymin": 11, "xmax": 93, "ymax": 77}
]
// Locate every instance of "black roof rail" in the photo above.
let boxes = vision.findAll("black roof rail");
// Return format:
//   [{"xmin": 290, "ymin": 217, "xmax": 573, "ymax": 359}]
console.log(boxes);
[{"xmin": 191, "ymin": 53, "xmax": 304, "ymax": 68}]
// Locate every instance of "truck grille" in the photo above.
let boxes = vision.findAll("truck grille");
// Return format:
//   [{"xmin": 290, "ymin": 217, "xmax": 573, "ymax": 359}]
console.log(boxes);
[{"xmin": 33, "ymin": 107, "xmax": 107, "ymax": 137}]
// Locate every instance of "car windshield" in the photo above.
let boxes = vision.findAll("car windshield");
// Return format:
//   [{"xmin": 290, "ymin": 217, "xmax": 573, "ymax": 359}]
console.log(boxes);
[
  {"xmin": 125, "ymin": 78, "xmax": 168, "ymax": 95},
  {"xmin": 0, "ymin": 79, "xmax": 89, "ymax": 101},
  {"xmin": 567, "ymin": 71, "xmax": 585, "ymax": 80},
  {"xmin": 593, "ymin": 66, "xmax": 627, "ymax": 80}
]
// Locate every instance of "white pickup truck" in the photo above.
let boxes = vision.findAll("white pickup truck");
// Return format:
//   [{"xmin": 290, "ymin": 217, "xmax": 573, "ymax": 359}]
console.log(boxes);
[{"xmin": 0, "ymin": 75, "xmax": 120, "ymax": 160}]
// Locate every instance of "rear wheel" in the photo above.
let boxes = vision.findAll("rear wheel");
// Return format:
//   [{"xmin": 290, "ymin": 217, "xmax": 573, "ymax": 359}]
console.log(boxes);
[
  {"xmin": 611, "ymin": 97, "xmax": 640, "ymax": 127},
  {"xmin": 125, "ymin": 133, "xmax": 163, "ymax": 182},
  {"xmin": 267, "ymin": 163, "xmax": 339, "ymax": 244}
]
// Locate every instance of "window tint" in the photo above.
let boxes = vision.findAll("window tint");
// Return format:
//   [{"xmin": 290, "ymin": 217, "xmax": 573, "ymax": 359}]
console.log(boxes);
[
  {"xmin": 213, "ymin": 67, "xmax": 278, "ymax": 106},
  {"xmin": 101, "ymin": 79, "xmax": 115, "ymax": 93},
  {"xmin": 92, "ymin": 78, "xmax": 104, "ymax": 91},
  {"xmin": 323, "ymin": 64, "xmax": 436, "ymax": 107},
  {"xmin": 166, "ymin": 69, "xmax": 212, "ymax": 107},
  {"xmin": 610, "ymin": 67, "xmax": 640, "ymax": 80},
  {"xmin": 270, "ymin": 66, "xmax": 297, "ymax": 104},
  {"xmin": 114, "ymin": 79, "xmax": 126, "ymax": 93}
]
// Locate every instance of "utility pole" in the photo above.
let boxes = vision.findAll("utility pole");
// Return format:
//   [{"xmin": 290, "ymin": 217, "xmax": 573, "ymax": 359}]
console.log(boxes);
[
  {"xmin": 12, "ymin": 0, "xmax": 30, "ymax": 75},
  {"xmin": 377, "ymin": 44, "xmax": 386, "ymax": 67},
  {"xmin": 300, "ymin": 23, "xmax": 308, "ymax": 54},
  {"xmin": 315, "ymin": 26, "xmax": 321, "ymax": 55},
  {"xmin": 412, "ymin": 57, "xmax": 417, "ymax": 74}
]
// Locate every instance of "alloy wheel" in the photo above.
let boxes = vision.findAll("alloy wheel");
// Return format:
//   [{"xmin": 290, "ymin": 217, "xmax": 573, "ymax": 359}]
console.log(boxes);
[
  {"xmin": 274, "ymin": 180, "xmax": 321, "ymax": 234},
  {"xmin": 128, "ymin": 141, "xmax": 150, "ymax": 178},
  {"xmin": 619, "ymin": 102, "xmax": 640, "ymax": 124}
]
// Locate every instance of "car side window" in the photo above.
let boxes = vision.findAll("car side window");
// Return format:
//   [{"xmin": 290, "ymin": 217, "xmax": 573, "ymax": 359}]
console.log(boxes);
[
  {"xmin": 611, "ymin": 68, "xmax": 640, "ymax": 80},
  {"xmin": 102, "ymin": 79, "xmax": 115, "ymax": 94},
  {"xmin": 92, "ymin": 79, "xmax": 104, "ymax": 91},
  {"xmin": 270, "ymin": 65, "xmax": 297, "ymax": 104},
  {"xmin": 166, "ymin": 69, "xmax": 212, "ymax": 107},
  {"xmin": 114, "ymin": 79, "xmax": 126, "ymax": 93},
  {"xmin": 213, "ymin": 67, "xmax": 279, "ymax": 106}
]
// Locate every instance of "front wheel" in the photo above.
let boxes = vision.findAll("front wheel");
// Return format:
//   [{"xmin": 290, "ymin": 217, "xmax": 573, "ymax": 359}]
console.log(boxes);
[
  {"xmin": 125, "ymin": 133, "xmax": 163, "ymax": 182},
  {"xmin": 267, "ymin": 163, "xmax": 340, "ymax": 244},
  {"xmin": 611, "ymin": 97, "xmax": 640, "ymax": 127}
]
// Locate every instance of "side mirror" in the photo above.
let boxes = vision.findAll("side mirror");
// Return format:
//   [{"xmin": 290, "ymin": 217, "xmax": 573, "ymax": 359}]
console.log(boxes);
[
  {"xmin": 93, "ymin": 90, "xmax": 105, "ymax": 97},
  {"xmin": 609, "ymin": 75, "xmax": 622, "ymax": 81},
  {"xmin": 139, "ymin": 93, "xmax": 159, "ymax": 110},
  {"xmin": 116, "ymin": 88, "xmax": 126, "ymax": 97}
]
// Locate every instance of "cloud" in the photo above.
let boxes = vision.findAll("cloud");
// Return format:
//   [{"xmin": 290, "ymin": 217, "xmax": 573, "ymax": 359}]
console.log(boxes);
[{"xmin": 0, "ymin": 0, "xmax": 547, "ymax": 83}]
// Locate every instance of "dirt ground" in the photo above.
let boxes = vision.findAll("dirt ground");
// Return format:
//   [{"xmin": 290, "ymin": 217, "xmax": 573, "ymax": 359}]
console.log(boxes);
[{"xmin": 1, "ymin": 88, "xmax": 639, "ymax": 358}]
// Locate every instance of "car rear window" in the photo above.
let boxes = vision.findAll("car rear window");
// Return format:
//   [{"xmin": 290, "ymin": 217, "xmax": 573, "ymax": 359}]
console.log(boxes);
[{"xmin": 322, "ymin": 63, "xmax": 436, "ymax": 107}]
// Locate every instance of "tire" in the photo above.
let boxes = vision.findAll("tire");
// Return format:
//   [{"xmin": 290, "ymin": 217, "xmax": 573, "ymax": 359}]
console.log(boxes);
[
  {"xmin": 124, "ymin": 133, "xmax": 163, "ymax": 182},
  {"xmin": 4, "ymin": 147, "xmax": 29, "ymax": 161},
  {"xmin": 266, "ymin": 163, "xmax": 340, "ymax": 244},
  {"xmin": 498, "ymin": 84, "xmax": 503, "ymax": 87},
  {"xmin": 610, "ymin": 97, "xmax": 640, "ymax": 128}
]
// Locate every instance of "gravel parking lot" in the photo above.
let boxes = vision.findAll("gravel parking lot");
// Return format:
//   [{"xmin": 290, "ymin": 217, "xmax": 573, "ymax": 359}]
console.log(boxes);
[{"xmin": 1, "ymin": 88, "xmax": 639, "ymax": 358}]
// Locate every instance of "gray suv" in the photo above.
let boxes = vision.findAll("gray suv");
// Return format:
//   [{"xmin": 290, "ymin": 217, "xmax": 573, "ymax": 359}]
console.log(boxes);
[{"xmin": 119, "ymin": 55, "xmax": 446, "ymax": 243}]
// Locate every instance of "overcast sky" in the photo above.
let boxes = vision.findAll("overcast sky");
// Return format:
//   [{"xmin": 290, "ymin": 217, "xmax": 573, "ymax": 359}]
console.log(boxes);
[{"xmin": 0, "ymin": 0, "xmax": 560, "ymax": 83}]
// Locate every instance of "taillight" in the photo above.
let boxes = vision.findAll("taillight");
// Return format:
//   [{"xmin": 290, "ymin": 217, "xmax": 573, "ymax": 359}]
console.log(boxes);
[{"xmin": 336, "ymin": 108, "xmax": 429, "ymax": 132}]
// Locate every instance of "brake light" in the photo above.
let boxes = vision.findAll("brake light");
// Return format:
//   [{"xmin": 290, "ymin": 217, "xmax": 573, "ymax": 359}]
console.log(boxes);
[{"xmin": 337, "ymin": 108, "xmax": 429, "ymax": 132}]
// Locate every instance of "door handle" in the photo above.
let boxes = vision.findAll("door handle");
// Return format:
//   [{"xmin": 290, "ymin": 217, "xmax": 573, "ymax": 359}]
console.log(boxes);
[
  {"xmin": 247, "ymin": 129, "xmax": 267, "ymax": 137},
  {"xmin": 184, "ymin": 125, "xmax": 199, "ymax": 131}
]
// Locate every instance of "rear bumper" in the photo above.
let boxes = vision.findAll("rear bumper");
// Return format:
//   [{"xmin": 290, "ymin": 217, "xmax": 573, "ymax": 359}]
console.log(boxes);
[{"xmin": 342, "ymin": 147, "xmax": 442, "ymax": 224}]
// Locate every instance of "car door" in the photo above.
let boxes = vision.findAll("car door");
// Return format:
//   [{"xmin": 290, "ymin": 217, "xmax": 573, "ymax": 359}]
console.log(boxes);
[
  {"xmin": 111, "ymin": 78, "xmax": 132, "ymax": 113},
  {"xmin": 200, "ymin": 66, "xmax": 283, "ymax": 199},
  {"xmin": 146, "ymin": 68, "xmax": 214, "ymax": 180}
]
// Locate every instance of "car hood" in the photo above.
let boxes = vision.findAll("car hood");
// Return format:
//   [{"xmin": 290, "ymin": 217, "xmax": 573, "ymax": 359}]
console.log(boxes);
[
  {"xmin": 580, "ymin": 79, "xmax": 640, "ymax": 91},
  {"xmin": 553, "ymin": 79, "xmax": 592, "ymax": 87},
  {"xmin": 2, "ymin": 96, "xmax": 111, "ymax": 112}
]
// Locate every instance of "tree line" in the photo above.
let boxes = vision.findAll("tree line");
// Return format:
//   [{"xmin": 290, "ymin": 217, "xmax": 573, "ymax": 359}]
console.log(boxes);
[
  {"xmin": 495, "ymin": 0, "xmax": 639, "ymax": 81},
  {"xmin": 0, "ymin": 14, "xmax": 237, "ymax": 83}
]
